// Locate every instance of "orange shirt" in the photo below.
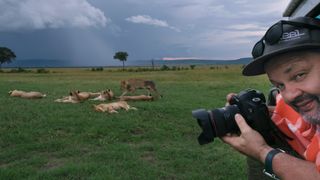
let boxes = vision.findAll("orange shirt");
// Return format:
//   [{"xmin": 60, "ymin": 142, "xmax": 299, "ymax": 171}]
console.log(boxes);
[{"xmin": 272, "ymin": 94, "xmax": 320, "ymax": 171}]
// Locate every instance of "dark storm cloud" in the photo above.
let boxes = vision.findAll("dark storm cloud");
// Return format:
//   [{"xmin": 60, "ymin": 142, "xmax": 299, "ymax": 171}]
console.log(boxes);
[
  {"xmin": 0, "ymin": 0, "xmax": 109, "ymax": 32},
  {"xmin": 0, "ymin": 0, "xmax": 291, "ymax": 65}
]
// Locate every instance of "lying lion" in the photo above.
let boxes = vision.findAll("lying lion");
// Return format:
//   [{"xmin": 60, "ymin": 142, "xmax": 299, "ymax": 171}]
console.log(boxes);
[
  {"xmin": 54, "ymin": 93, "xmax": 81, "ymax": 104},
  {"xmin": 73, "ymin": 90, "xmax": 99, "ymax": 101},
  {"xmin": 90, "ymin": 89, "xmax": 114, "ymax": 101},
  {"xmin": 55, "ymin": 89, "xmax": 114, "ymax": 103},
  {"xmin": 93, "ymin": 101, "xmax": 137, "ymax": 114},
  {"xmin": 120, "ymin": 78, "xmax": 161, "ymax": 97},
  {"xmin": 8, "ymin": 90, "xmax": 46, "ymax": 99},
  {"xmin": 54, "ymin": 92, "xmax": 80, "ymax": 104},
  {"xmin": 119, "ymin": 94, "xmax": 153, "ymax": 101},
  {"xmin": 54, "ymin": 91, "xmax": 81, "ymax": 103}
]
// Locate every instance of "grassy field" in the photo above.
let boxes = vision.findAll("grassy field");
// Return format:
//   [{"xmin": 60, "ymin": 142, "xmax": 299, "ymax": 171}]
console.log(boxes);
[{"xmin": 0, "ymin": 66, "xmax": 271, "ymax": 179}]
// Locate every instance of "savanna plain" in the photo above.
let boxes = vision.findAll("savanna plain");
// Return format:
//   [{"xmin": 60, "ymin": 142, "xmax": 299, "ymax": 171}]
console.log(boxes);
[{"xmin": 0, "ymin": 66, "xmax": 271, "ymax": 179}]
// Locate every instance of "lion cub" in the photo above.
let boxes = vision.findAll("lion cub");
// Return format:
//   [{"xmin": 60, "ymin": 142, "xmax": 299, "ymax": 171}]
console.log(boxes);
[{"xmin": 93, "ymin": 101, "xmax": 137, "ymax": 114}]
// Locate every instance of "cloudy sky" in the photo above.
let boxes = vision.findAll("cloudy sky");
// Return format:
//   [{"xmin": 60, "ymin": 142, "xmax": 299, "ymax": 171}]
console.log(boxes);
[{"xmin": 0, "ymin": 0, "xmax": 290, "ymax": 66}]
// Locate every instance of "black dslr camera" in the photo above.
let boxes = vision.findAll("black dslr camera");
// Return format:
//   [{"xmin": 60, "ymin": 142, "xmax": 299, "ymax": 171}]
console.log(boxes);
[{"xmin": 192, "ymin": 89, "xmax": 275, "ymax": 145}]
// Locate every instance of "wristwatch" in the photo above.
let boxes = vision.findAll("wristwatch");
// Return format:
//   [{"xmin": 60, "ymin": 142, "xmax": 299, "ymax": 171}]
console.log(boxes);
[{"xmin": 263, "ymin": 148, "xmax": 285, "ymax": 180}]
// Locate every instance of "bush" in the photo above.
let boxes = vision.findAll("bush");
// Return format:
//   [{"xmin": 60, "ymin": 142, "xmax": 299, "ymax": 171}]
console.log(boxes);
[
  {"xmin": 36, "ymin": 68, "xmax": 49, "ymax": 73},
  {"xmin": 9, "ymin": 67, "xmax": 31, "ymax": 73},
  {"xmin": 91, "ymin": 67, "xmax": 104, "ymax": 71},
  {"xmin": 160, "ymin": 65, "xmax": 170, "ymax": 71},
  {"xmin": 190, "ymin": 65, "xmax": 196, "ymax": 70}
]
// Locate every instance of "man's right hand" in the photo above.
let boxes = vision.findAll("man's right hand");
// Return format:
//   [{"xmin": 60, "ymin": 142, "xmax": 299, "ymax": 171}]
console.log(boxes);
[{"xmin": 221, "ymin": 113, "xmax": 272, "ymax": 162}]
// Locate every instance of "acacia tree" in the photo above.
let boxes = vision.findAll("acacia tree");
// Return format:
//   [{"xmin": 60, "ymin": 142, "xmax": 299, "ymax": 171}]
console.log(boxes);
[
  {"xmin": 113, "ymin": 51, "xmax": 128, "ymax": 71},
  {"xmin": 0, "ymin": 47, "xmax": 16, "ymax": 69}
]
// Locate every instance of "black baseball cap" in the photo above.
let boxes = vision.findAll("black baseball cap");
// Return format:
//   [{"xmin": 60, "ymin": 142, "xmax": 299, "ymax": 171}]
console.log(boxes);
[{"xmin": 242, "ymin": 16, "xmax": 320, "ymax": 76}]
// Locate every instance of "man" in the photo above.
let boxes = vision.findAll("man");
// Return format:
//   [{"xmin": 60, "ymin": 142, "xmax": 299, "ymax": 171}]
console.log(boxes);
[{"xmin": 222, "ymin": 16, "xmax": 320, "ymax": 179}]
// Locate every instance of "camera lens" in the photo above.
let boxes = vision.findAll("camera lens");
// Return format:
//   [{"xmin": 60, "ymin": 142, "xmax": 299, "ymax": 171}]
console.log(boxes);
[
  {"xmin": 192, "ymin": 105, "xmax": 240, "ymax": 145},
  {"xmin": 211, "ymin": 105, "xmax": 240, "ymax": 137},
  {"xmin": 192, "ymin": 109, "xmax": 216, "ymax": 145}
]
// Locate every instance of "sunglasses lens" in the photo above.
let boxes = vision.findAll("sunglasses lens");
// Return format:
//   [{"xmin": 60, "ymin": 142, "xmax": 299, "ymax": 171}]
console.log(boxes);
[
  {"xmin": 252, "ymin": 40, "xmax": 264, "ymax": 58},
  {"xmin": 265, "ymin": 23, "xmax": 282, "ymax": 45}
]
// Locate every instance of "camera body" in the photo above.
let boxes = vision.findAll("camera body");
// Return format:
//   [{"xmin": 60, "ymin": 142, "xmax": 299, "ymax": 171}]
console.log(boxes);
[{"xmin": 192, "ymin": 89, "xmax": 274, "ymax": 145}]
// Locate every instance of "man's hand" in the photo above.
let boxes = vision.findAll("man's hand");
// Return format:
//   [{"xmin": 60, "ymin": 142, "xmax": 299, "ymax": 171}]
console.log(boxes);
[{"xmin": 221, "ymin": 113, "xmax": 272, "ymax": 162}]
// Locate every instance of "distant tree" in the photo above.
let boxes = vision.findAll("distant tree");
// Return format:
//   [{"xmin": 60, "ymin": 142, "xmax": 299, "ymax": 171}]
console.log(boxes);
[
  {"xmin": 190, "ymin": 65, "xmax": 196, "ymax": 70},
  {"xmin": 0, "ymin": 47, "xmax": 16, "ymax": 69},
  {"xmin": 113, "ymin": 51, "xmax": 128, "ymax": 71},
  {"xmin": 160, "ymin": 65, "xmax": 170, "ymax": 71}
]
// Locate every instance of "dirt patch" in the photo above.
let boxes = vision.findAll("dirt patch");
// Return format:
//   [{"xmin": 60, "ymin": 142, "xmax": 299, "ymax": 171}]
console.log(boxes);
[
  {"xmin": 42, "ymin": 159, "xmax": 65, "ymax": 170},
  {"xmin": 130, "ymin": 127, "xmax": 144, "ymax": 135},
  {"xmin": 140, "ymin": 151, "xmax": 156, "ymax": 164}
]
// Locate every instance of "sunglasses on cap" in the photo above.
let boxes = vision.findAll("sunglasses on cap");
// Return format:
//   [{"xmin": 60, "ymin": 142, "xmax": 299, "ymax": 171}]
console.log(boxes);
[{"xmin": 252, "ymin": 18, "xmax": 320, "ymax": 59}]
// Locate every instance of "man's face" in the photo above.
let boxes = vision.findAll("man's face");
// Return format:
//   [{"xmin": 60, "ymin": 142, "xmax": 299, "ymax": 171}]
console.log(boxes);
[{"xmin": 265, "ymin": 52, "xmax": 320, "ymax": 125}]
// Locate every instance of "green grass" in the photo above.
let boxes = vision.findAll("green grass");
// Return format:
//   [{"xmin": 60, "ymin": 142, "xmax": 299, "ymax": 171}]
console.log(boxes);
[{"xmin": 0, "ymin": 66, "xmax": 271, "ymax": 179}]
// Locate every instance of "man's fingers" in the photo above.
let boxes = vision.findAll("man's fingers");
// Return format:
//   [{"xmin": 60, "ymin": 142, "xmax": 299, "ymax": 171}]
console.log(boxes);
[
  {"xmin": 221, "ymin": 134, "xmax": 239, "ymax": 145},
  {"xmin": 235, "ymin": 114, "xmax": 252, "ymax": 133},
  {"xmin": 226, "ymin": 93, "xmax": 236, "ymax": 102},
  {"xmin": 226, "ymin": 93, "xmax": 236, "ymax": 106}
]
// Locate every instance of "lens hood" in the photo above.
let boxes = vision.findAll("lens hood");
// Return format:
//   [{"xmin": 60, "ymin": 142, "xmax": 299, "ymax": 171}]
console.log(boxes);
[{"xmin": 192, "ymin": 109, "xmax": 215, "ymax": 145}]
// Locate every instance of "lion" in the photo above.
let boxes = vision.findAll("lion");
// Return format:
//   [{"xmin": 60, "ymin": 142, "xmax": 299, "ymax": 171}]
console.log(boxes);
[
  {"xmin": 93, "ymin": 101, "xmax": 137, "ymax": 114},
  {"xmin": 120, "ymin": 78, "xmax": 161, "ymax": 97},
  {"xmin": 8, "ymin": 90, "xmax": 46, "ymax": 99},
  {"xmin": 54, "ymin": 95, "xmax": 80, "ymax": 104},
  {"xmin": 72, "ymin": 90, "xmax": 100, "ymax": 101},
  {"xmin": 118, "ymin": 94, "xmax": 154, "ymax": 101},
  {"xmin": 91, "ymin": 89, "xmax": 114, "ymax": 101},
  {"xmin": 54, "ymin": 91, "xmax": 81, "ymax": 103}
]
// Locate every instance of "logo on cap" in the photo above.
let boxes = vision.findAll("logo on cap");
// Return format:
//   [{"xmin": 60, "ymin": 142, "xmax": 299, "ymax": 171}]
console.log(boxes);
[{"xmin": 280, "ymin": 29, "xmax": 305, "ymax": 42}]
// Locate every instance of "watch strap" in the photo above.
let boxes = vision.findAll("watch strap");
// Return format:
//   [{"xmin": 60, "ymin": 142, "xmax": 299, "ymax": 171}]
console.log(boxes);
[{"xmin": 263, "ymin": 149, "xmax": 284, "ymax": 180}]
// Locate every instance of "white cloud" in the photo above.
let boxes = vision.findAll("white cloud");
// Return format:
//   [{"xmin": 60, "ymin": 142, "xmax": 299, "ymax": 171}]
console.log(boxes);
[
  {"xmin": 172, "ymin": 2, "xmax": 233, "ymax": 20},
  {"xmin": 0, "ymin": 0, "xmax": 109, "ymax": 31},
  {"xmin": 203, "ymin": 30, "xmax": 264, "ymax": 44},
  {"xmin": 126, "ymin": 15, "xmax": 180, "ymax": 32},
  {"xmin": 238, "ymin": 0, "xmax": 290, "ymax": 16},
  {"xmin": 227, "ymin": 23, "xmax": 267, "ymax": 31},
  {"xmin": 234, "ymin": 0, "xmax": 248, "ymax": 4},
  {"xmin": 126, "ymin": 15, "xmax": 168, "ymax": 27},
  {"xmin": 162, "ymin": 57, "xmax": 202, "ymax": 60}
]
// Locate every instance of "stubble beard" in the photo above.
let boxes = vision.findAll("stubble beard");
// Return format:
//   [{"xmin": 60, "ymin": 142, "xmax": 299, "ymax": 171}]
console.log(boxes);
[{"xmin": 295, "ymin": 95, "xmax": 320, "ymax": 126}]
